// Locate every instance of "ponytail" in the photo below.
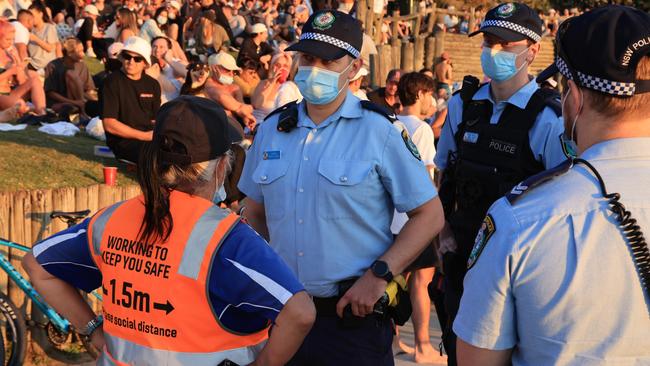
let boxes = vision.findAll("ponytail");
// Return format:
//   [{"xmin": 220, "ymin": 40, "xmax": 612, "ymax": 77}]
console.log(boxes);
[{"xmin": 137, "ymin": 140, "xmax": 173, "ymax": 244}]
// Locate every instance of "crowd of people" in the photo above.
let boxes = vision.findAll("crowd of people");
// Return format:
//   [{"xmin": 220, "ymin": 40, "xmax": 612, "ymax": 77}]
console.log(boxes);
[{"xmin": 4, "ymin": 0, "xmax": 650, "ymax": 366}]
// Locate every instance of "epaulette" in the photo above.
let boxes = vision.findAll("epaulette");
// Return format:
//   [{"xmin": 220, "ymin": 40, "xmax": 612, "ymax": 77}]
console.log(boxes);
[
  {"xmin": 506, "ymin": 158, "xmax": 573, "ymax": 204},
  {"xmin": 360, "ymin": 100, "xmax": 421, "ymax": 161},
  {"xmin": 263, "ymin": 101, "xmax": 299, "ymax": 133},
  {"xmin": 360, "ymin": 100, "xmax": 398, "ymax": 123}
]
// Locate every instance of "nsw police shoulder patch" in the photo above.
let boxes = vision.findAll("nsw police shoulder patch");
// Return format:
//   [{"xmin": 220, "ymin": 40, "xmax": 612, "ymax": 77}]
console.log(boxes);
[
  {"xmin": 401, "ymin": 128, "xmax": 421, "ymax": 161},
  {"xmin": 467, "ymin": 214, "xmax": 496, "ymax": 269}
]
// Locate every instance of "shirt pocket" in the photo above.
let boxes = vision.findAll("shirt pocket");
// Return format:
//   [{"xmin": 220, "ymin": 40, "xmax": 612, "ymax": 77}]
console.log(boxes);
[
  {"xmin": 252, "ymin": 160, "xmax": 290, "ymax": 220},
  {"xmin": 317, "ymin": 160, "xmax": 375, "ymax": 220}
]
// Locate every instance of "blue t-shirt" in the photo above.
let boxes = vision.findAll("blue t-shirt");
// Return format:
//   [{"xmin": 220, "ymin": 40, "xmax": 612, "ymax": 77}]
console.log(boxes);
[{"xmin": 33, "ymin": 218, "xmax": 304, "ymax": 333}]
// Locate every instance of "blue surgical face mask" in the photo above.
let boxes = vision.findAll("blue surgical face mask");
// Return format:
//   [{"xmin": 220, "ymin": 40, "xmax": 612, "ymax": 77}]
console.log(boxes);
[
  {"xmin": 480, "ymin": 46, "xmax": 529, "ymax": 82},
  {"xmin": 294, "ymin": 61, "xmax": 354, "ymax": 105},
  {"xmin": 212, "ymin": 173, "xmax": 227, "ymax": 205},
  {"xmin": 560, "ymin": 87, "xmax": 583, "ymax": 157}
]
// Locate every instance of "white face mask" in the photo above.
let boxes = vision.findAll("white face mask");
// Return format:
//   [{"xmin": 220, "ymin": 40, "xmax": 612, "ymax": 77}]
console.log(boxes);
[
  {"xmin": 168, "ymin": 12, "xmax": 176, "ymax": 19},
  {"xmin": 218, "ymin": 74, "xmax": 234, "ymax": 85},
  {"xmin": 157, "ymin": 16, "xmax": 167, "ymax": 25}
]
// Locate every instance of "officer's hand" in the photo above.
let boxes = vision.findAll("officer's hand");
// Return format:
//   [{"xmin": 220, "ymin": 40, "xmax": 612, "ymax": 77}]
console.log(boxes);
[{"xmin": 336, "ymin": 271, "xmax": 387, "ymax": 318}]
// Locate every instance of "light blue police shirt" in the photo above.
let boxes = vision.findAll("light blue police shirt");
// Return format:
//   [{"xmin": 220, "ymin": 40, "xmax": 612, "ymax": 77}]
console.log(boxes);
[
  {"xmin": 454, "ymin": 138, "xmax": 650, "ymax": 365},
  {"xmin": 239, "ymin": 91, "xmax": 438, "ymax": 297},
  {"xmin": 434, "ymin": 79, "xmax": 567, "ymax": 170}
]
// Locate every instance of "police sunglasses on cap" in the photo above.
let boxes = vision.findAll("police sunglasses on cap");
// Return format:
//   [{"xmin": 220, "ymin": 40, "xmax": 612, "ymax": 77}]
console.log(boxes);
[{"xmin": 121, "ymin": 52, "xmax": 146, "ymax": 63}]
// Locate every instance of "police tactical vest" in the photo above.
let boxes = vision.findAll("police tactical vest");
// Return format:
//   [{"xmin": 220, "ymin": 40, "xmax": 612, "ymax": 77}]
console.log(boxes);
[
  {"xmin": 442, "ymin": 78, "xmax": 561, "ymax": 257},
  {"xmin": 86, "ymin": 191, "xmax": 268, "ymax": 366}
]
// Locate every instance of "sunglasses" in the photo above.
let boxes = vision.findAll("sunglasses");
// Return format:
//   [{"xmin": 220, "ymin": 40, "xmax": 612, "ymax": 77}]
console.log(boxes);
[
  {"xmin": 121, "ymin": 53, "xmax": 145, "ymax": 63},
  {"xmin": 190, "ymin": 63, "xmax": 210, "ymax": 72}
]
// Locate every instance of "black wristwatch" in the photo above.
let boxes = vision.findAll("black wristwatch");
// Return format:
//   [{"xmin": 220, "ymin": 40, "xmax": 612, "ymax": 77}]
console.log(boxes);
[{"xmin": 370, "ymin": 260, "xmax": 393, "ymax": 282}]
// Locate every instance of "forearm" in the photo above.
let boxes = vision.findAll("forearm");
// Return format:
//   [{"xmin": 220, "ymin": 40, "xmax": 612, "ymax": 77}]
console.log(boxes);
[
  {"xmin": 241, "ymin": 198, "xmax": 270, "ymax": 241},
  {"xmin": 34, "ymin": 38, "xmax": 56, "ymax": 53},
  {"xmin": 48, "ymin": 91, "xmax": 80, "ymax": 105},
  {"xmin": 381, "ymin": 197, "xmax": 444, "ymax": 274},
  {"xmin": 253, "ymin": 292, "xmax": 315, "ymax": 366},
  {"xmin": 22, "ymin": 254, "xmax": 96, "ymax": 329},
  {"xmin": 16, "ymin": 44, "xmax": 28, "ymax": 61},
  {"xmin": 103, "ymin": 118, "xmax": 152, "ymax": 141}
]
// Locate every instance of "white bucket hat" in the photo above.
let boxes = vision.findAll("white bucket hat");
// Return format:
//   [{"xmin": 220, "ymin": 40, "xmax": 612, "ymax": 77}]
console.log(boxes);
[{"xmin": 121, "ymin": 36, "xmax": 152, "ymax": 65}]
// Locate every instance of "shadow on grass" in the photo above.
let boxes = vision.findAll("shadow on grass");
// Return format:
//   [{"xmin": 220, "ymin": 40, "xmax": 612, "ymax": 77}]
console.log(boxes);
[{"xmin": 0, "ymin": 127, "xmax": 137, "ymax": 190}]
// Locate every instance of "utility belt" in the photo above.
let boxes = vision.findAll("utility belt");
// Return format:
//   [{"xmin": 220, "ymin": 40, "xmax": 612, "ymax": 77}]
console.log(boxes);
[{"xmin": 313, "ymin": 276, "xmax": 412, "ymax": 328}]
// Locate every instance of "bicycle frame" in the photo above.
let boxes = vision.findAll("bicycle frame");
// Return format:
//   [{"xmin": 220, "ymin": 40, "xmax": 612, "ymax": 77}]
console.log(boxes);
[{"xmin": 0, "ymin": 237, "xmax": 101, "ymax": 334}]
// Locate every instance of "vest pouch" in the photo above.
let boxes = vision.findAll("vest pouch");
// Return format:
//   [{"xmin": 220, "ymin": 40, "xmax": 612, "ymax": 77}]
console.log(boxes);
[{"xmin": 453, "ymin": 159, "xmax": 501, "ymax": 211}]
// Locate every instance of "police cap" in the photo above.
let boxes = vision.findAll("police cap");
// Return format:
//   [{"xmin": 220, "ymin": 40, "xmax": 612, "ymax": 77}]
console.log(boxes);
[
  {"xmin": 286, "ymin": 10, "xmax": 362, "ymax": 60},
  {"xmin": 537, "ymin": 5, "xmax": 650, "ymax": 97},
  {"xmin": 469, "ymin": 3, "xmax": 542, "ymax": 43}
]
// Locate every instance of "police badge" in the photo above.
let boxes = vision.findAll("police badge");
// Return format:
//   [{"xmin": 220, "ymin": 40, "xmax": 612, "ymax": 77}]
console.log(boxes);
[
  {"xmin": 467, "ymin": 214, "xmax": 496, "ymax": 269},
  {"xmin": 312, "ymin": 12, "xmax": 336, "ymax": 30},
  {"xmin": 496, "ymin": 3, "xmax": 516, "ymax": 18}
]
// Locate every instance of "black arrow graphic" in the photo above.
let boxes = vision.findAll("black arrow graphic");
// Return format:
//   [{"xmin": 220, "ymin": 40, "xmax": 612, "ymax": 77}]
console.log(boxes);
[{"xmin": 153, "ymin": 300, "xmax": 174, "ymax": 315}]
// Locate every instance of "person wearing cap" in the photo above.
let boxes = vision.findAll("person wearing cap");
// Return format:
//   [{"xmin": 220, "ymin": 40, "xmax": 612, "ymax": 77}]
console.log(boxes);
[
  {"xmin": 22, "ymin": 95, "xmax": 316, "ymax": 366},
  {"xmin": 74, "ymin": 4, "xmax": 102, "ymax": 58},
  {"xmin": 368, "ymin": 68, "xmax": 403, "ymax": 113},
  {"xmin": 453, "ymin": 6, "xmax": 650, "ymax": 365},
  {"xmin": 348, "ymin": 66, "xmax": 368, "ymax": 100},
  {"xmin": 101, "ymin": 36, "xmax": 161, "ymax": 163},
  {"xmin": 239, "ymin": 10, "xmax": 443, "ymax": 365},
  {"xmin": 44, "ymin": 37, "xmax": 97, "ymax": 120},
  {"xmin": 433, "ymin": 3, "xmax": 569, "ymax": 363},
  {"xmin": 205, "ymin": 51, "xmax": 257, "ymax": 130},
  {"xmin": 237, "ymin": 23, "xmax": 273, "ymax": 76},
  {"xmin": 434, "ymin": 52, "xmax": 453, "ymax": 99}
]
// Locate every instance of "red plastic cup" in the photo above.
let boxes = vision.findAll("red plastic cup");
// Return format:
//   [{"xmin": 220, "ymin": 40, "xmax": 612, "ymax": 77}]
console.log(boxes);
[{"xmin": 103, "ymin": 167, "xmax": 117, "ymax": 186}]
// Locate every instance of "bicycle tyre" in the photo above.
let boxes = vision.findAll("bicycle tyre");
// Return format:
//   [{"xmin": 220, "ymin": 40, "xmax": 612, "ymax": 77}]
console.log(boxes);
[
  {"xmin": 30, "ymin": 308, "xmax": 97, "ymax": 364},
  {"xmin": 0, "ymin": 293, "xmax": 27, "ymax": 366}
]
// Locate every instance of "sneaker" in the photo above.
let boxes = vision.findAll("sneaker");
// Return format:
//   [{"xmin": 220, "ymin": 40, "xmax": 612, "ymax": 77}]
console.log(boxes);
[{"xmin": 86, "ymin": 48, "xmax": 97, "ymax": 58}]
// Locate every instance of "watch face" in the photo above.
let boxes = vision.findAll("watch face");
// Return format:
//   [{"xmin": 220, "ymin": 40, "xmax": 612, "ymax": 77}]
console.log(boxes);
[{"xmin": 373, "ymin": 260, "xmax": 388, "ymax": 276}]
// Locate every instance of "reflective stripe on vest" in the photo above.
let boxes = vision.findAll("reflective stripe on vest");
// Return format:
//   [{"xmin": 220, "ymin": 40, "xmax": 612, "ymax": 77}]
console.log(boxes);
[
  {"xmin": 98, "ymin": 333, "xmax": 266, "ymax": 366},
  {"xmin": 91, "ymin": 201, "xmax": 125, "ymax": 255},
  {"xmin": 178, "ymin": 206, "xmax": 232, "ymax": 280}
]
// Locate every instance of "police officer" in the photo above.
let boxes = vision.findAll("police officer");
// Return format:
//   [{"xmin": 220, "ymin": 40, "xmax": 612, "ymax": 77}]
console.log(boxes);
[
  {"xmin": 434, "ymin": 3, "xmax": 569, "ymax": 364},
  {"xmin": 23, "ymin": 96, "xmax": 316, "ymax": 366},
  {"xmin": 454, "ymin": 6, "xmax": 650, "ymax": 364},
  {"xmin": 239, "ymin": 10, "xmax": 444, "ymax": 365}
]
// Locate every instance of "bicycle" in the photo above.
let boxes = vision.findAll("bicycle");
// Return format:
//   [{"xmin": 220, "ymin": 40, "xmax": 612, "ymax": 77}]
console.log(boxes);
[{"xmin": 0, "ymin": 210, "xmax": 101, "ymax": 365}]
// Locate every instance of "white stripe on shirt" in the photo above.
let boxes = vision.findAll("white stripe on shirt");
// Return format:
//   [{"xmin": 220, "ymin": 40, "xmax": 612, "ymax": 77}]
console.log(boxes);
[
  {"xmin": 33, "ymin": 229, "xmax": 87, "ymax": 258},
  {"xmin": 226, "ymin": 258, "xmax": 293, "ymax": 304}
]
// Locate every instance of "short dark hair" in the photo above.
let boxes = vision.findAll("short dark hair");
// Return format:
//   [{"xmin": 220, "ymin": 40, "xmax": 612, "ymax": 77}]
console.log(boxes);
[{"xmin": 398, "ymin": 72, "xmax": 435, "ymax": 107}]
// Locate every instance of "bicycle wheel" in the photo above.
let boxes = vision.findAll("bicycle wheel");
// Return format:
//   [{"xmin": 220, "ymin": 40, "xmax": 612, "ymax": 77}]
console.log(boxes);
[
  {"xmin": 30, "ymin": 308, "xmax": 97, "ymax": 364},
  {"xmin": 0, "ymin": 293, "xmax": 27, "ymax": 366}
]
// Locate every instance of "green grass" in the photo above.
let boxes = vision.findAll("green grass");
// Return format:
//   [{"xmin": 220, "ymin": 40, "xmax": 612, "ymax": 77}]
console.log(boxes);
[{"xmin": 0, "ymin": 127, "xmax": 137, "ymax": 192}]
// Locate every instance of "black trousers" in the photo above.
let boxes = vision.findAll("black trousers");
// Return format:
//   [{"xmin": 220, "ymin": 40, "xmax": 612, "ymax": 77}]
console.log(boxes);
[
  {"xmin": 286, "ymin": 314, "xmax": 394, "ymax": 366},
  {"xmin": 441, "ymin": 228, "xmax": 476, "ymax": 366}
]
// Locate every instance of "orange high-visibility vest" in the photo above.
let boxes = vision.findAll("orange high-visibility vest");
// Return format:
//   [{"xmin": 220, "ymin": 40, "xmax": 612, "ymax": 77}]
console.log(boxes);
[{"xmin": 86, "ymin": 190, "xmax": 269, "ymax": 366}]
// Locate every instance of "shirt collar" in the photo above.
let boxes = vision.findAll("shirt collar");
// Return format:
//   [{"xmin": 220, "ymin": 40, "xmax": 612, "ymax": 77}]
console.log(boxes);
[
  {"xmin": 297, "ymin": 91, "xmax": 363, "ymax": 129},
  {"xmin": 580, "ymin": 138, "xmax": 650, "ymax": 161},
  {"xmin": 473, "ymin": 78, "xmax": 539, "ymax": 109}
]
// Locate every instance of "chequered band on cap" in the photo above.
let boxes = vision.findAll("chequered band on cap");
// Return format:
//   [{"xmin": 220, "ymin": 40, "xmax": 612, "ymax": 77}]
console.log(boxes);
[
  {"xmin": 300, "ymin": 32, "xmax": 361, "ymax": 58},
  {"xmin": 480, "ymin": 19, "xmax": 541, "ymax": 43},
  {"xmin": 556, "ymin": 56, "xmax": 636, "ymax": 96}
]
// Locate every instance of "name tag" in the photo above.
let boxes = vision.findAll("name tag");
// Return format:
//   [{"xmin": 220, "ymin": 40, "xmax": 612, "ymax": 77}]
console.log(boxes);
[
  {"xmin": 263, "ymin": 150, "xmax": 281, "ymax": 160},
  {"xmin": 463, "ymin": 132, "xmax": 479, "ymax": 144},
  {"xmin": 140, "ymin": 93, "xmax": 154, "ymax": 98}
]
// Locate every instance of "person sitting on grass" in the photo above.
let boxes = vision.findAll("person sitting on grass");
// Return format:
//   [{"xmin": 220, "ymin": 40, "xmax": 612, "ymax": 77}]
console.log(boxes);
[
  {"xmin": 44, "ymin": 37, "xmax": 98, "ymax": 121},
  {"xmin": 0, "ymin": 19, "xmax": 46, "ymax": 117},
  {"xmin": 100, "ymin": 36, "xmax": 161, "ymax": 163}
]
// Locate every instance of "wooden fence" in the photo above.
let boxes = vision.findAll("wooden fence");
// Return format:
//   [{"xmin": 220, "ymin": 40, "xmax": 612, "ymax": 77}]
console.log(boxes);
[{"xmin": 0, "ymin": 185, "xmax": 140, "ymax": 312}]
